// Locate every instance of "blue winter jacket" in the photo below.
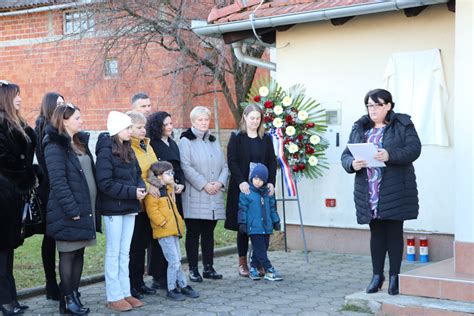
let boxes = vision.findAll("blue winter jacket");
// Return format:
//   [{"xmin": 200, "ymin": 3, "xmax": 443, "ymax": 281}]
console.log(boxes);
[{"xmin": 238, "ymin": 185, "xmax": 280, "ymax": 235}]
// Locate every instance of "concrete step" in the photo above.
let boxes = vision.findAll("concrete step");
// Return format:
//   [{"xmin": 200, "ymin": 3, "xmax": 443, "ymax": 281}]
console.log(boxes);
[
  {"xmin": 399, "ymin": 258, "xmax": 474, "ymax": 302},
  {"xmin": 345, "ymin": 291, "xmax": 474, "ymax": 315}
]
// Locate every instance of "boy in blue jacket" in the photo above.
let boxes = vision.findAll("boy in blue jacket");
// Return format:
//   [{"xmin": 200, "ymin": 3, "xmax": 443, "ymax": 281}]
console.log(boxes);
[{"xmin": 238, "ymin": 163, "xmax": 283, "ymax": 281}]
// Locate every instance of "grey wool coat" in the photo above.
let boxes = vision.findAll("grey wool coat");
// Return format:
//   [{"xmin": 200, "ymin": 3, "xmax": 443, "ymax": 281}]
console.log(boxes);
[{"xmin": 179, "ymin": 128, "xmax": 229, "ymax": 220}]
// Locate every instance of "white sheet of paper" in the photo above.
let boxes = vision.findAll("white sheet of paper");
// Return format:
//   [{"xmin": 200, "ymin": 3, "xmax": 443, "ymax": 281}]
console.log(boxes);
[{"xmin": 347, "ymin": 143, "xmax": 386, "ymax": 168}]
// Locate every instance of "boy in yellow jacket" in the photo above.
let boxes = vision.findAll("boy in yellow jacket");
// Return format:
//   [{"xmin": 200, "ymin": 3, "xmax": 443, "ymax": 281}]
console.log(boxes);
[{"xmin": 145, "ymin": 161, "xmax": 199, "ymax": 301}]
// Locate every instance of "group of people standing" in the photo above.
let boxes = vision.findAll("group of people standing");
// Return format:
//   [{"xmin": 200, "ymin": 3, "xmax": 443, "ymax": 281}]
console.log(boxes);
[{"xmin": 0, "ymin": 81, "xmax": 282, "ymax": 315}]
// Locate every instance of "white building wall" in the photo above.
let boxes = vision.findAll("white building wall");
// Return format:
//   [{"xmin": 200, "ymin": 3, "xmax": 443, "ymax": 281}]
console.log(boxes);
[{"xmin": 274, "ymin": 5, "xmax": 455, "ymax": 233}]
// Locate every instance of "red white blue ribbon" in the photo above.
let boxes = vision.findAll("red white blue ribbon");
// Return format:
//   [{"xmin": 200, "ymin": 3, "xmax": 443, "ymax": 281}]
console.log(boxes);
[{"xmin": 271, "ymin": 128, "xmax": 297, "ymax": 196}]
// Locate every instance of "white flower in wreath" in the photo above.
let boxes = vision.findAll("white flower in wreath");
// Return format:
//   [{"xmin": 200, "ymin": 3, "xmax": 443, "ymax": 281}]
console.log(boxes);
[
  {"xmin": 310, "ymin": 135, "xmax": 321, "ymax": 145},
  {"xmin": 273, "ymin": 117, "xmax": 283, "ymax": 128},
  {"xmin": 285, "ymin": 126, "xmax": 296, "ymax": 136},
  {"xmin": 282, "ymin": 96, "xmax": 293, "ymax": 107},
  {"xmin": 298, "ymin": 110, "xmax": 309, "ymax": 121},
  {"xmin": 259, "ymin": 86, "xmax": 269, "ymax": 97},
  {"xmin": 273, "ymin": 105, "xmax": 283, "ymax": 115},
  {"xmin": 308, "ymin": 156, "xmax": 319, "ymax": 166},
  {"xmin": 288, "ymin": 142, "xmax": 299, "ymax": 153}
]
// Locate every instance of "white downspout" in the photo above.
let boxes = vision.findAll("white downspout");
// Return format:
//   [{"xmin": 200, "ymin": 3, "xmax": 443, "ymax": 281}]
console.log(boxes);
[{"xmin": 232, "ymin": 41, "xmax": 276, "ymax": 71}]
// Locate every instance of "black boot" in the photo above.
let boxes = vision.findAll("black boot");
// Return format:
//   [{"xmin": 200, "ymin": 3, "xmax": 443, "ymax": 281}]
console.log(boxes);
[
  {"xmin": 72, "ymin": 291, "xmax": 84, "ymax": 307},
  {"xmin": 63, "ymin": 294, "xmax": 89, "ymax": 315},
  {"xmin": 388, "ymin": 275, "xmax": 399, "ymax": 295},
  {"xmin": 188, "ymin": 267, "xmax": 203, "ymax": 283},
  {"xmin": 0, "ymin": 304, "xmax": 24, "ymax": 315},
  {"xmin": 202, "ymin": 264, "xmax": 223, "ymax": 279},
  {"xmin": 46, "ymin": 280, "xmax": 61, "ymax": 301},
  {"xmin": 366, "ymin": 274, "xmax": 385, "ymax": 293}
]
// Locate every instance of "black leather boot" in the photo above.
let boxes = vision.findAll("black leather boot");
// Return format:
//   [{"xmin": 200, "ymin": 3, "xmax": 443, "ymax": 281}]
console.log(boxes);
[
  {"xmin": 366, "ymin": 274, "xmax": 385, "ymax": 293},
  {"xmin": 63, "ymin": 294, "xmax": 89, "ymax": 314},
  {"xmin": 202, "ymin": 264, "xmax": 223, "ymax": 279},
  {"xmin": 0, "ymin": 304, "xmax": 24, "ymax": 315},
  {"xmin": 189, "ymin": 267, "xmax": 203, "ymax": 283},
  {"xmin": 388, "ymin": 275, "xmax": 399, "ymax": 295},
  {"xmin": 72, "ymin": 291, "xmax": 84, "ymax": 307}
]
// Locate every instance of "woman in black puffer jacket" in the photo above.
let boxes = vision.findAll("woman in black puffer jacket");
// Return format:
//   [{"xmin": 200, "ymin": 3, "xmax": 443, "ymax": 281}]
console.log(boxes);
[
  {"xmin": 341, "ymin": 89, "xmax": 421, "ymax": 296},
  {"xmin": 44, "ymin": 103, "xmax": 99, "ymax": 315},
  {"xmin": 33, "ymin": 92, "xmax": 64, "ymax": 301}
]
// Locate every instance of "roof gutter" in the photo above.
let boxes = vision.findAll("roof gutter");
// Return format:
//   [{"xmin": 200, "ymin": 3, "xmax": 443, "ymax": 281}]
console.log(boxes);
[
  {"xmin": 0, "ymin": 2, "xmax": 88, "ymax": 17},
  {"xmin": 192, "ymin": 0, "xmax": 448, "ymax": 37}
]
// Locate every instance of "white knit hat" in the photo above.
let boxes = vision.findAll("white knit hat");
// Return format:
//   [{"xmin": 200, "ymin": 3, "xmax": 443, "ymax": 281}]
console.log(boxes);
[{"xmin": 107, "ymin": 111, "xmax": 133, "ymax": 136}]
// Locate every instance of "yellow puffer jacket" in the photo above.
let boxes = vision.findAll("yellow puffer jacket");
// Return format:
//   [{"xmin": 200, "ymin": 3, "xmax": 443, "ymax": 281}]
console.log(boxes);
[
  {"xmin": 130, "ymin": 137, "xmax": 158, "ymax": 190},
  {"xmin": 145, "ymin": 177, "xmax": 185, "ymax": 239}
]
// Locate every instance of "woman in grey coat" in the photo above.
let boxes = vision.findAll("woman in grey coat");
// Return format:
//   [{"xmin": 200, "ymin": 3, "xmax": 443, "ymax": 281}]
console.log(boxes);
[{"xmin": 179, "ymin": 106, "xmax": 229, "ymax": 282}]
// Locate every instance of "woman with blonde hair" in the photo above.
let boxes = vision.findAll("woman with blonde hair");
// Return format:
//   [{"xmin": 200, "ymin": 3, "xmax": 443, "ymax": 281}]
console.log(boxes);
[
  {"xmin": 179, "ymin": 106, "xmax": 228, "ymax": 282},
  {"xmin": 225, "ymin": 104, "xmax": 277, "ymax": 277}
]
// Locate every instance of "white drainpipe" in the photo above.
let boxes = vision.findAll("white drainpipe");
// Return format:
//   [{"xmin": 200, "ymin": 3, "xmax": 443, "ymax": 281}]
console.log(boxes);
[{"xmin": 232, "ymin": 41, "xmax": 276, "ymax": 71}]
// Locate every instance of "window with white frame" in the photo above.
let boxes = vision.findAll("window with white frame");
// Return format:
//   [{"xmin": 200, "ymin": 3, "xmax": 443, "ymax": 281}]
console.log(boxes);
[
  {"xmin": 64, "ymin": 10, "xmax": 94, "ymax": 34},
  {"xmin": 105, "ymin": 58, "xmax": 119, "ymax": 77}
]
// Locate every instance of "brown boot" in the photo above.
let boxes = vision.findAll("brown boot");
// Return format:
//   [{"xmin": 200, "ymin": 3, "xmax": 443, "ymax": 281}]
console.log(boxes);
[
  {"xmin": 238, "ymin": 256, "xmax": 249, "ymax": 277},
  {"xmin": 125, "ymin": 296, "xmax": 144, "ymax": 308},
  {"xmin": 106, "ymin": 299, "xmax": 132, "ymax": 312}
]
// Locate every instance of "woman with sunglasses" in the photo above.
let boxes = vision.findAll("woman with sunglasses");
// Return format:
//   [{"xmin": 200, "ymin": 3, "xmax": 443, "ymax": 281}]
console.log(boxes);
[
  {"xmin": 0, "ymin": 80, "xmax": 39, "ymax": 315},
  {"xmin": 31, "ymin": 92, "xmax": 65, "ymax": 301},
  {"xmin": 341, "ymin": 89, "xmax": 421, "ymax": 296},
  {"xmin": 44, "ymin": 103, "xmax": 100, "ymax": 314}
]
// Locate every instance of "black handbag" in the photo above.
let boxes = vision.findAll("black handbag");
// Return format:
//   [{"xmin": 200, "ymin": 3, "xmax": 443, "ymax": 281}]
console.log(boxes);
[{"xmin": 20, "ymin": 189, "xmax": 44, "ymax": 237}]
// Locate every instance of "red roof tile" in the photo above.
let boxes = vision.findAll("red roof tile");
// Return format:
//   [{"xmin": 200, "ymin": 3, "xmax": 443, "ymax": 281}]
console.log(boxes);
[{"xmin": 208, "ymin": 0, "xmax": 377, "ymax": 24}]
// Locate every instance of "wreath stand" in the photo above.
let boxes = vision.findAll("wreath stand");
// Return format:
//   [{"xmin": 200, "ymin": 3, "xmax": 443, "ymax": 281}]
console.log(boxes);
[{"xmin": 277, "ymin": 171, "xmax": 310, "ymax": 263}]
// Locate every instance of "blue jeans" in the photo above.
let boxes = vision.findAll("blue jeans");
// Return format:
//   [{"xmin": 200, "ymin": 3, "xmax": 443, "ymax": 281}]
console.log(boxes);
[
  {"xmin": 250, "ymin": 234, "xmax": 272, "ymax": 270},
  {"xmin": 158, "ymin": 236, "xmax": 187, "ymax": 291},
  {"xmin": 104, "ymin": 214, "xmax": 136, "ymax": 302}
]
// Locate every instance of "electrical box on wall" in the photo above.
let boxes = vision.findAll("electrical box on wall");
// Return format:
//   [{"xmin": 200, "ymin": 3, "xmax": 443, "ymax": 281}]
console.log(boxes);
[{"xmin": 322, "ymin": 104, "xmax": 345, "ymax": 164}]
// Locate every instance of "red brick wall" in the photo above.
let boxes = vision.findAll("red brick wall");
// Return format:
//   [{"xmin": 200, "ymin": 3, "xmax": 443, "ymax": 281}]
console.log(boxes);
[{"xmin": 0, "ymin": 6, "xmax": 238, "ymax": 130}]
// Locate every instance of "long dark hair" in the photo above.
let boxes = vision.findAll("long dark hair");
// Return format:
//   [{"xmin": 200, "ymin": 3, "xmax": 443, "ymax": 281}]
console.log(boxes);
[
  {"xmin": 146, "ymin": 111, "xmax": 171, "ymax": 140},
  {"xmin": 38, "ymin": 92, "xmax": 64, "ymax": 144},
  {"xmin": 240, "ymin": 104, "xmax": 265, "ymax": 138},
  {"xmin": 50, "ymin": 103, "xmax": 85, "ymax": 153},
  {"xmin": 0, "ymin": 81, "xmax": 28, "ymax": 139},
  {"xmin": 112, "ymin": 134, "xmax": 135, "ymax": 163}
]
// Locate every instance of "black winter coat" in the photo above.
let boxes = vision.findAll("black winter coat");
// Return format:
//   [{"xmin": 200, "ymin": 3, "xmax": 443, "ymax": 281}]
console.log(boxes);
[
  {"xmin": 27, "ymin": 116, "xmax": 49, "ymax": 236},
  {"xmin": 0, "ymin": 117, "xmax": 38, "ymax": 250},
  {"xmin": 95, "ymin": 133, "xmax": 145, "ymax": 216},
  {"xmin": 43, "ymin": 126, "xmax": 100, "ymax": 241},
  {"xmin": 149, "ymin": 136, "xmax": 185, "ymax": 215},
  {"xmin": 225, "ymin": 131, "xmax": 277, "ymax": 231},
  {"xmin": 341, "ymin": 112, "xmax": 421, "ymax": 224}
]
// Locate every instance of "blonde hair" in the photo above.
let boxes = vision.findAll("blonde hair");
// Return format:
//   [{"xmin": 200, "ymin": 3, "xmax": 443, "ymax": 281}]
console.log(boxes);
[
  {"xmin": 126, "ymin": 110, "xmax": 147, "ymax": 125},
  {"xmin": 190, "ymin": 106, "xmax": 211, "ymax": 123},
  {"xmin": 239, "ymin": 104, "xmax": 265, "ymax": 138}
]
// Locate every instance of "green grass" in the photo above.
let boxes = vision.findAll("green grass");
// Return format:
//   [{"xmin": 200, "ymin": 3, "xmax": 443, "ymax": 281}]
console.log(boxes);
[
  {"xmin": 340, "ymin": 304, "xmax": 373, "ymax": 314},
  {"xmin": 14, "ymin": 221, "xmax": 235, "ymax": 290}
]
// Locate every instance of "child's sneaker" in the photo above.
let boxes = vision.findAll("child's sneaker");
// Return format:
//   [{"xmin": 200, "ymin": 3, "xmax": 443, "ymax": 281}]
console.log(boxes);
[
  {"xmin": 264, "ymin": 267, "xmax": 283, "ymax": 281},
  {"xmin": 249, "ymin": 267, "xmax": 261, "ymax": 280}
]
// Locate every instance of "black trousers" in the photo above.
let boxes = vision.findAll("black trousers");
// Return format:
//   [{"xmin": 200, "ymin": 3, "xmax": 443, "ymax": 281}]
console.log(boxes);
[
  {"xmin": 369, "ymin": 219, "xmax": 404, "ymax": 276},
  {"xmin": 129, "ymin": 212, "xmax": 153, "ymax": 289},
  {"xmin": 58, "ymin": 248, "xmax": 85, "ymax": 296},
  {"xmin": 249, "ymin": 234, "xmax": 272, "ymax": 270},
  {"xmin": 185, "ymin": 219, "xmax": 217, "ymax": 268},
  {"xmin": 41, "ymin": 234, "xmax": 57, "ymax": 284},
  {"xmin": 0, "ymin": 249, "xmax": 17, "ymax": 304},
  {"xmin": 237, "ymin": 231, "xmax": 249, "ymax": 257}
]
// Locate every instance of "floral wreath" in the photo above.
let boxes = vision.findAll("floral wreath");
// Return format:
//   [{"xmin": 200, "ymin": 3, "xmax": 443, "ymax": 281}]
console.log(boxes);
[{"xmin": 241, "ymin": 78, "xmax": 328, "ymax": 195}]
